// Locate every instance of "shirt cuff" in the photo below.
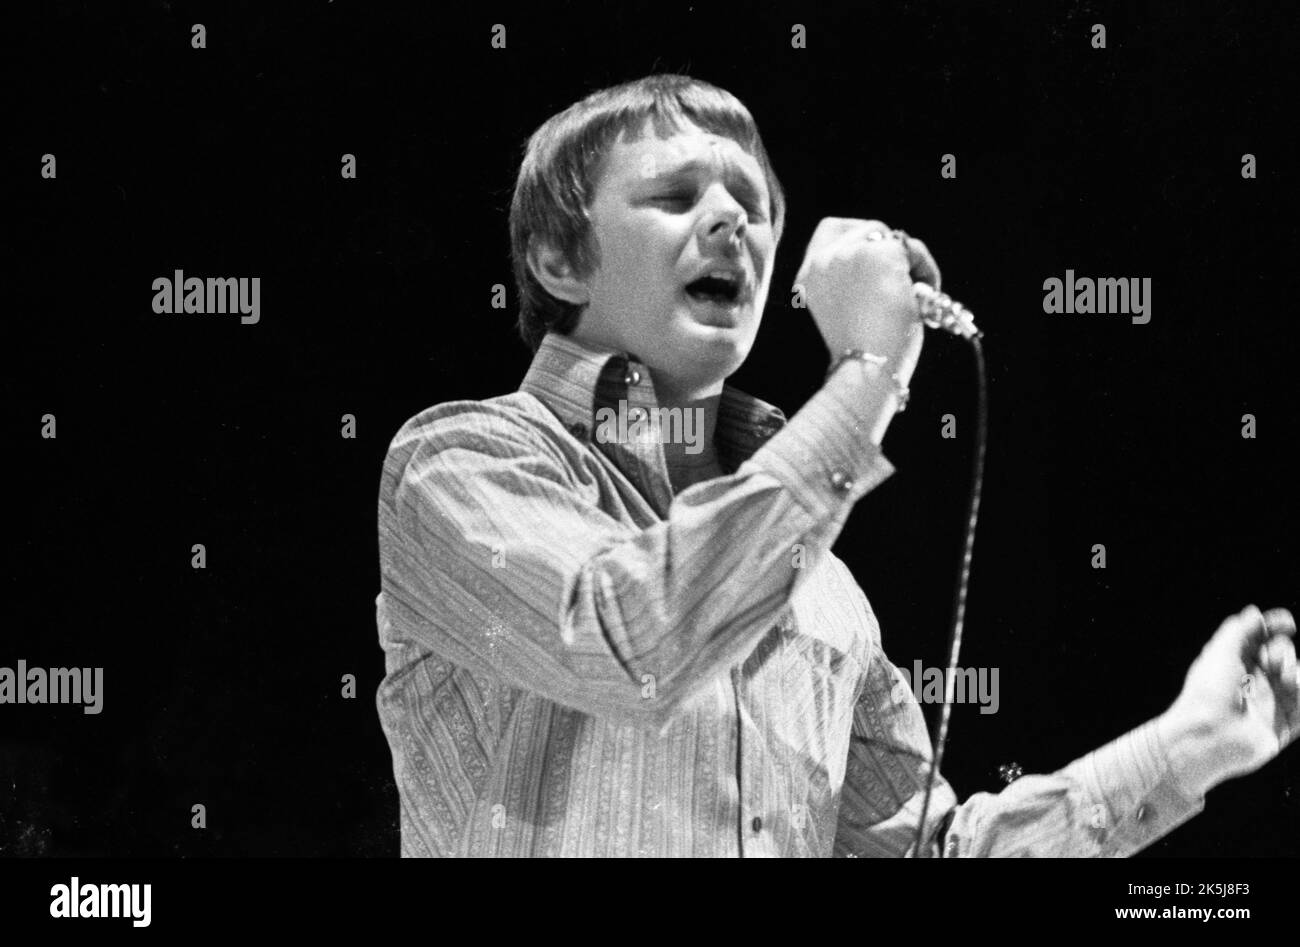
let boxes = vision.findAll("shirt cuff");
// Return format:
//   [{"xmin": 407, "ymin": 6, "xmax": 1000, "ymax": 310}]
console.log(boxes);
[
  {"xmin": 1073, "ymin": 717, "xmax": 1207, "ymax": 858},
  {"xmin": 751, "ymin": 364, "xmax": 896, "ymax": 520}
]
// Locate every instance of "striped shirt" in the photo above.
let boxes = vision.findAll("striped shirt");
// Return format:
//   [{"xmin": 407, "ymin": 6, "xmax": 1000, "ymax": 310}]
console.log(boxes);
[{"xmin": 375, "ymin": 331, "xmax": 1204, "ymax": 856}]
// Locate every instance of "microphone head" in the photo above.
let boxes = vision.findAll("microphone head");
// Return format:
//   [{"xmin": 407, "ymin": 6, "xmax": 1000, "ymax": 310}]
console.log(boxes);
[{"xmin": 913, "ymin": 283, "xmax": 981, "ymax": 339}]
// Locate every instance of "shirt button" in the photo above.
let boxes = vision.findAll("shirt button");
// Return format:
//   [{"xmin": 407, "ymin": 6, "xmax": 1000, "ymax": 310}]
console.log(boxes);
[
  {"xmin": 623, "ymin": 369, "xmax": 642, "ymax": 385},
  {"xmin": 829, "ymin": 469, "xmax": 855, "ymax": 492},
  {"xmin": 568, "ymin": 422, "xmax": 588, "ymax": 439},
  {"xmin": 751, "ymin": 816, "xmax": 763, "ymax": 833}
]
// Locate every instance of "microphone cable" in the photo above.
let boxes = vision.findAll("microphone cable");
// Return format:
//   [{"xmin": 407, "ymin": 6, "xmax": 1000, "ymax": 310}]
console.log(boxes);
[{"xmin": 906, "ymin": 287, "xmax": 988, "ymax": 858}]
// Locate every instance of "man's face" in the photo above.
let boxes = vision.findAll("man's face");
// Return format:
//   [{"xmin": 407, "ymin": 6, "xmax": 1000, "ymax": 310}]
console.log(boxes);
[{"xmin": 570, "ymin": 119, "xmax": 776, "ymax": 394}]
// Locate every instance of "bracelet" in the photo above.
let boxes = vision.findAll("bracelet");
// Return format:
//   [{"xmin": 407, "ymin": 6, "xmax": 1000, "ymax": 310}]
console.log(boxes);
[{"xmin": 825, "ymin": 349, "xmax": 910, "ymax": 412}]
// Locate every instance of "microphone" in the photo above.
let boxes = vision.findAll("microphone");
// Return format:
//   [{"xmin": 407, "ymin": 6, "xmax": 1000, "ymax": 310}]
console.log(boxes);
[{"xmin": 914, "ymin": 283, "xmax": 981, "ymax": 339}]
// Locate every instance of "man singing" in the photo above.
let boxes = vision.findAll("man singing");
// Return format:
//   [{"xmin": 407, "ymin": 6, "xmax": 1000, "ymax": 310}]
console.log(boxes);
[{"xmin": 374, "ymin": 74, "xmax": 1298, "ymax": 857}]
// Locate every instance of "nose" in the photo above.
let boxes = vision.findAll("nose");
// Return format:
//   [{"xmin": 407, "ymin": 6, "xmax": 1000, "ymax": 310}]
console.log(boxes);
[{"xmin": 699, "ymin": 185, "xmax": 747, "ymax": 251}]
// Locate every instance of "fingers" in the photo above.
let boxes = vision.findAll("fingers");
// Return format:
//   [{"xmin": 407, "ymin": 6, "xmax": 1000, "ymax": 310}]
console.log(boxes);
[
  {"xmin": 830, "ymin": 220, "xmax": 906, "ymax": 264},
  {"xmin": 1208, "ymin": 605, "xmax": 1264, "ymax": 661},
  {"xmin": 899, "ymin": 234, "xmax": 942, "ymax": 293},
  {"xmin": 1259, "ymin": 634, "xmax": 1294, "ymax": 674},
  {"xmin": 795, "ymin": 218, "xmax": 891, "ymax": 286},
  {"xmin": 806, "ymin": 217, "xmax": 891, "ymax": 248},
  {"xmin": 1271, "ymin": 642, "xmax": 1300, "ymax": 749},
  {"xmin": 799, "ymin": 218, "xmax": 940, "ymax": 289},
  {"xmin": 1248, "ymin": 607, "xmax": 1296, "ymax": 672},
  {"xmin": 1264, "ymin": 634, "xmax": 1298, "ymax": 706},
  {"xmin": 1212, "ymin": 605, "xmax": 1295, "ymax": 662},
  {"xmin": 1263, "ymin": 607, "xmax": 1297, "ymax": 638},
  {"xmin": 1229, "ymin": 607, "xmax": 1300, "ymax": 731}
]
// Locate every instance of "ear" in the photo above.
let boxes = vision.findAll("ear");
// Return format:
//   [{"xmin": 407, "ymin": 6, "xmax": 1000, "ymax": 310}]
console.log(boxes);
[{"xmin": 527, "ymin": 239, "xmax": 591, "ymax": 307}]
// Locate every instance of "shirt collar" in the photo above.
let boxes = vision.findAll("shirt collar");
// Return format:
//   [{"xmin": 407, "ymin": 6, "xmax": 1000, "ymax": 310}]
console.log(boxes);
[{"xmin": 519, "ymin": 331, "xmax": 787, "ymax": 470}]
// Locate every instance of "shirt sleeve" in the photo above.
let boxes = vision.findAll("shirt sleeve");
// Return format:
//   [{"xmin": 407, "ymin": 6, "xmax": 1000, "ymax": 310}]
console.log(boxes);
[
  {"xmin": 832, "ymin": 633, "xmax": 1207, "ymax": 858},
  {"xmin": 378, "ymin": 367, "xmax": 896, "ymax": 732}
]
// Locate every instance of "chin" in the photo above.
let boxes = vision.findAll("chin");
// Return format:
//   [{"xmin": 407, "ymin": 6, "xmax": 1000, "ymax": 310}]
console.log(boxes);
[
  {"xmin": 638, "ymin": 308, "xmax": 755, "ymax": 383},
  {"xmin": 682, "ymin": 327, "xmax": 753, "ymax": 379}
]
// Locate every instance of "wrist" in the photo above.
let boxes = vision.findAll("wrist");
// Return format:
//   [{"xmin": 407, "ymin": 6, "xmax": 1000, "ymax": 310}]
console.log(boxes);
[
  {"xmin": 826, "ymin": 334, "xmax": 911, "ymax": 369},
  {"xmin": 1155, "ymin": 706, "xmax": 1232, "ymax": 799},
  {"xmin": 825, "ymin": 349, "xmax": 910, "ymax": 413}
]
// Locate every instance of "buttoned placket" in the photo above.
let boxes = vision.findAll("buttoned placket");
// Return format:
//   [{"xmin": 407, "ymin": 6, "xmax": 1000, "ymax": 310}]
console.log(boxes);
[
  {"xmin": 575, "ymin": 348, "xmax": 805, "ymax": 856},
  {"xmin": 732, "ymin": 610, "xmax": 801, "ymax": 857},
  {"xmin": 607, "ymin": 356, "xmax": 675, "ymax": 514},
  {"xmin": 728, "ymin": 410, "xmax": 787, "ymax": 856},
  {"xmin": 731, "ymin": 665, "xmax": 765, "ymax": 855}
]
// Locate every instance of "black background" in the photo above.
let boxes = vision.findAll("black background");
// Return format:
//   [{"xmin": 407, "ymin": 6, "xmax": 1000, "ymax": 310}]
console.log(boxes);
[{"xmin": 3, "ymin": 0, "xmax": 1296, "ymax": 857}]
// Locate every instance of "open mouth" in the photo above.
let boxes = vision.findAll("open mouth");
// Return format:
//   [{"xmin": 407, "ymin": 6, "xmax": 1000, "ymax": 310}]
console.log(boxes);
[{"xmin": 684, "ymin": 272, "xmax": 745, "ymax": 306}]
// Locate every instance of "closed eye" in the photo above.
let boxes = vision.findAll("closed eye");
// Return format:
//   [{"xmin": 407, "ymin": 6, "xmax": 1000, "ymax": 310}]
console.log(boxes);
[{"xmin": 650, "ymin": 191, "xmax": 769, "ymax": 224}]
